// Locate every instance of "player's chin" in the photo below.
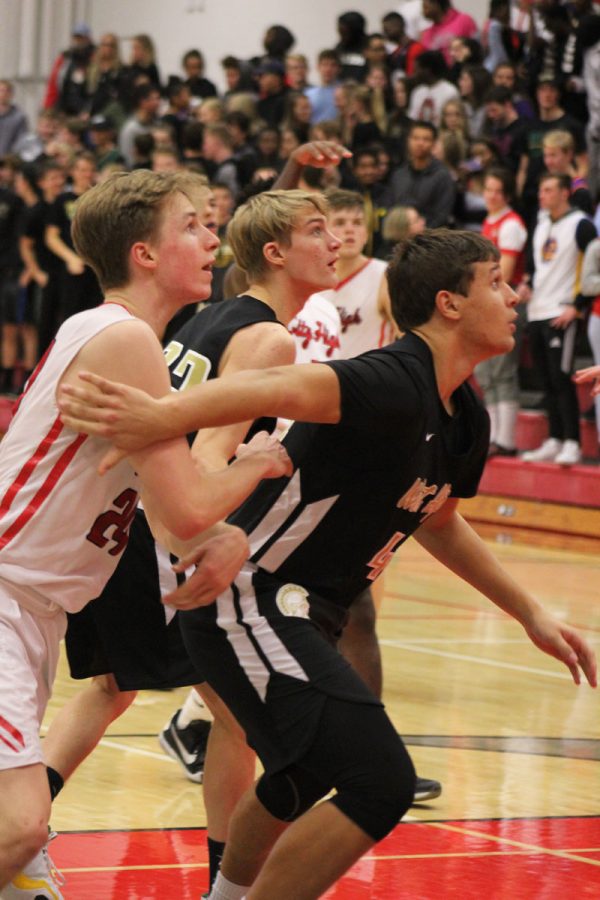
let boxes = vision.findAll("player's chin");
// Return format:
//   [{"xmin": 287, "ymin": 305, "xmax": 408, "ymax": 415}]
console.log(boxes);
[{"xmin": 494, "ymin": 334, "xmax": 515, "ymax": 355}]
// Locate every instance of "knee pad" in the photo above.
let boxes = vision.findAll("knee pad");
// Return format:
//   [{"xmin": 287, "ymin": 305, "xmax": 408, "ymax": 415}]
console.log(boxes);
[
  {"xmin": 255, "ymin": 765, "xmax": 330, "ymax": 822},
  {"xmin": 331, "ymin": 734, "xmax": 416, "ymax": 842}
]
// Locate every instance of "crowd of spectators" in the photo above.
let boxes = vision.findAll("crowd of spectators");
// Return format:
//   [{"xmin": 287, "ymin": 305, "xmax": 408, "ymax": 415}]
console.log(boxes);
[{"xmin": 1, "ymin": 2, "xmax": 600, "ymax": 460}]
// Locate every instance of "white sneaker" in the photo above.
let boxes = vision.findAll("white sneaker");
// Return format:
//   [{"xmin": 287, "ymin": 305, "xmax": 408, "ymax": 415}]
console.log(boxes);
[
  {"xmin": 1, "ymin": 832, "xmax": 65, "ymax": 899},
  {"xmin": 554, "ymin": 440, "xmax": 582, "ymax": 466},
  {"xmin": 521, "ymin": 438, "xmax": 562, "ymax": 462}
]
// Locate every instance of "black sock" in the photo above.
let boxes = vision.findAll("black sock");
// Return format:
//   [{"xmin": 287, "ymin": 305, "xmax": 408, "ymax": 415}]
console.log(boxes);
[
  {"xmin": 47, "ymin": 766, "xmax": 64, "ymax": 801},
  {"xmin": 207, "ymin": 837, "xmax": 226, "ymax": 889}
]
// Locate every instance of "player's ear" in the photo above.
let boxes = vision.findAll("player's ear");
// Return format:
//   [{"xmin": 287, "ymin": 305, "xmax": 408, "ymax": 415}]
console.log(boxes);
[
  {"xmin": 435, "ymin": 289, "xmax": 461, "ymax": 321},
  {"xmin": 262, "ymin": 241, "xmax": 285, "ymax": 269},
  {"xmin": 131, "ymin": 241, "xmax": 157, "ymax": 270}
]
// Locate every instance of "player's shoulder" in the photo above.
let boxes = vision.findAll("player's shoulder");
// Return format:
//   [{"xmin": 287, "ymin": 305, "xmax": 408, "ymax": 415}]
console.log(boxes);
[
  {"xmin": 336, "ymin": 334, "xmax": 428, "ymax": 398},
  {"xmin": 72, "ymin": 310, "xmax": 160, "ymax": 370},
  {"xmin": 226, "ymin": 318, "xmax": 296, "ymax": 368}
]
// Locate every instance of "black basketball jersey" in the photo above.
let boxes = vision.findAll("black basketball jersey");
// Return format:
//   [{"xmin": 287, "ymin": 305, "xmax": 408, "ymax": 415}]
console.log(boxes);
[
  {"xmin": 229, "ymin": 332, "xmax": 489, "ymax": 611},
  {"xmin": 165, "ymin": 295, "xmax": 285, "ymax": 438}
]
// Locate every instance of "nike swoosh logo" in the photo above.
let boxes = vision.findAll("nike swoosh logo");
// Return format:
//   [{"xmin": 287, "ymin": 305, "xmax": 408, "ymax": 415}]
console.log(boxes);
[
  {"xmin": 169, "ymin": 728, "xmax": 198, "ymax": 766},
  {"xmin": 425, "ymin": 432, "xmax": 435, "ymax": 442}
]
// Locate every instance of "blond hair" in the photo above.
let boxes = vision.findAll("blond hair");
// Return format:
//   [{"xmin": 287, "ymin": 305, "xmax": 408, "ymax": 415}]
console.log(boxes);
[
  {"xmin": 382, "ymin": 206, "xmax": 416, "ymax": 243},
  {"xmin": 228, "ymin": 189, "xmax": 327, "ymax": 281},
  {"xmin": 542, "ymin": 129, "xmax": 575, "ymax": 154},
  {"xmin": 72, "ymin": 170, "xmax": 185, "ymax": 290}
]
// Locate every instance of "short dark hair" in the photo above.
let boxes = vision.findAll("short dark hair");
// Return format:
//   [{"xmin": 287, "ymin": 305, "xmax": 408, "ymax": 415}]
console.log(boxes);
[
  {"xmin": 539, "ymin": 172, "xmax": 572, "ymax": 192},
  {"xmin": 318, "ymin": 49, "xmax": 340, "ymax": 64},
  {"xmin": 221, "ymin": 55, "xmax": 240, "ymax": 70},
  {"xmin": 225, "ymin": 110, "xmax": 250, "ymax": 134},
  {"xmin": 409, "ymin": 120, "xmax": 438, "ymax": 140},
  {"xmin": 387, "ymin": 229, "xmax": 499, "ymax": 331},
  {"xmin": 484, "ymin": 85, "xmax": 513, "ymax": 105},
  {"xmin": 133, "ymin": 83, "xmax": 159, "ymax": 108},
  {"xmin": 182, "ymin": 121, "xmax": 204, "ymax": 151},
  {"xmin": 483, "ymin": 166, "xmax": 516, "ymax": 203},
  {"xmin": 353, "ymin": 146, "xmax": 379, "ymax": 165},
  {"xmin": 167, "ymin": 79, "xmax": 188, "ymax": 102},
  {"xmin": 325, "ymin": 188, "xmax": 365, "ymax": 214},
  {"xmin": 183, "ymin": 49, "xmax": 204, "ymax": 67},
  {"xmin": 414, "ymin": 50, "xmax": 447, "ymax": 80}
]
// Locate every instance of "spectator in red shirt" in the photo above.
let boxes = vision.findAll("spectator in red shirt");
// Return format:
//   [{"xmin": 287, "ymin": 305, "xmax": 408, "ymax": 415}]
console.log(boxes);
[{"xmin": 421, "ymin": 0, "xmax": 479, "ymax": 66}]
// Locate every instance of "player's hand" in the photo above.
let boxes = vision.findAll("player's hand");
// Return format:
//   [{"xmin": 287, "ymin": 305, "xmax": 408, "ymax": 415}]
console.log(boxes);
[
  {"xmin": 162, "ymin": 527, "xmax": 250, "ymax": 609},
  {"xmin": 574, "ymin": 365, "xmax": 600, "ymax": 397},
  {"xmin": 551, "ymin": 307, "xmax": 578, "ymax": 329},
  {"xmin": 524, "ymin": 608, "xmax": 597, "ymax": 687},
  {"xmin": 235, "ymin": 430, "xmax": 293, "ymax": 479},
  {"xmin": 67, "ymin": 255, "xmax": 85, "ymax": 276},
  {"xmin": 290, "ymin": 140, "xmax": 352, "ymax": 169},
  {"xmin": 58, "ymin": 371, "xmax": 166, "ymax": 452},
  {"xmin": 515, "ymin": 282, "xmax": 532, "ymax": 303}
]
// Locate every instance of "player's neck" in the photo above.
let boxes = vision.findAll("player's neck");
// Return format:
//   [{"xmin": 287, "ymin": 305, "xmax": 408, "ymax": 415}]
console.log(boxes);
[
  {"xmin": 245, "ymin": 281, "xmax": 306, "ymax": 327},
  {"xmin": 335, "ymin": 253, "xmax": 368, "ymax": 281},
  {"xmin": 412, "ymin": 325, "xmax": 476, "ymax": 413},
  {"xmin": 102, "ymin": 286, "xmax": 180, "ymax": 338}
]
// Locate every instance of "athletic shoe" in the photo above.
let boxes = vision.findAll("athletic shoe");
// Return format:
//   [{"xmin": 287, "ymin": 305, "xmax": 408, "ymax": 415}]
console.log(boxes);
[
  {"xmin": 488, "ymin": 442, "xmax": 517, "ymax": 458},
  {"xmin": 413, "ymin": 776, "xmax": 442, "ymax": 803},
  {"xmin": 554, "ymin": 439, "xmax": 581, "ymax": 466},
  {"xmin": 521, "ymin": 438, "xmax": 562, "ymax": 462},
  {"xmin": 158, "ymin": 712, "xmax": 211, "ymax": 783},
  {"xmin": 1, "ymin": 832, "xmax": 65, "ymax": 899}
]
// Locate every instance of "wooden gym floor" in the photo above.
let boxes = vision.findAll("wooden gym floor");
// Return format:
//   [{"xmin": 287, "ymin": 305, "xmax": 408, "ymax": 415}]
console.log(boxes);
[{"xmin": 43, "ymin": 523, "xmax": 600, "ymax": 898}]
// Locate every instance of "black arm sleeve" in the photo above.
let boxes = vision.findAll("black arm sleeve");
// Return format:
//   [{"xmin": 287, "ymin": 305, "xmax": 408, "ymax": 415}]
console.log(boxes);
[{"xmin": 575, "ymin": 218, "xmax": 597, "ymax": 253}]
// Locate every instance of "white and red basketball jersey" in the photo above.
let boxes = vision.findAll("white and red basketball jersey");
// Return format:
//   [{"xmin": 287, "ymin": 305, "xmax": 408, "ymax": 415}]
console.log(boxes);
[
  {"xmin": 288, "ymin": 294, "xmax": 342, "ymax": 364},
  {"xmin": 310, "ymin": 258, "xmax": 393, "ymax": 359},
  {"xmin": 0, "ymin": 305, "xmax": 140, "ymax": 613}
]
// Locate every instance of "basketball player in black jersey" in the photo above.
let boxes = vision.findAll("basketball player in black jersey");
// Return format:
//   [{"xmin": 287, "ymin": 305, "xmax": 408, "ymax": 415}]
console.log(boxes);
[{"xmin": 60, "ymin": 229, "xmax": 597, "ymax": 900}]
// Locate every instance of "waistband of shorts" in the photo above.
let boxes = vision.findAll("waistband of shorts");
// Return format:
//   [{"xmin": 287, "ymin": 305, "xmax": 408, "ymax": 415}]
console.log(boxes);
[{"xmin": 0, "ymin": 575, "xmax": 64, "ymax": 618}]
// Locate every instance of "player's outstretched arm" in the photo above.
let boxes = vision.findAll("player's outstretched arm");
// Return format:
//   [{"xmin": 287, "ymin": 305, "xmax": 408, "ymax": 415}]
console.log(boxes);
[
  {"xmin": 59, "ymin": 320, "xmax": 292, "ymax": 541},
  {"xmin": 58, "ymin": 362, "xmax": 342, "ymax": 459},
  {"xmin": 415, "ymin": 503, "xmax": 597, "ymax": 687},
  {"xmin": 574, "ymin": 365, "xmax": 600, "ymax": 397},
  {"xmin": 273, "ymin": 140, "xmax": 352, "ymax": 190}
]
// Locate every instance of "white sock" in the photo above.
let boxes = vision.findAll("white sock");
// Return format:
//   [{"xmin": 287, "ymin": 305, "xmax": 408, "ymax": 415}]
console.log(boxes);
[
  {"xmin": 208, "ymin": 871, "xmax": 251, "ymax": 900},
  {"xmin": 486, "ymin": 402, "xmax": 499, "ymax": 444},
  {"xmin": 177, "ymin": 688, "xmax": 213, "ymax": 727},
  {"xmin": 496, "ymin": 401, "xmax": 519, "ymax": 450}
]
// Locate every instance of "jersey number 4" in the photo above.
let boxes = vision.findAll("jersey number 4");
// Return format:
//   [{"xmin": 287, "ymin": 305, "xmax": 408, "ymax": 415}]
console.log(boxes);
[
  {"xmin": 366, "ymin": 531, "xmax": 406, "ymax": 581},
  {"xmin": 86, "ymin": 488, "xmax": 138, "ymax": 557}
]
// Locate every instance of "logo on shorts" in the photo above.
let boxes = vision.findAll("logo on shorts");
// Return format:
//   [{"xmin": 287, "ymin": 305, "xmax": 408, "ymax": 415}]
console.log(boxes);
[{"xmin": 275, "ymin": 584, "xmax": 310, "ymax": 619}]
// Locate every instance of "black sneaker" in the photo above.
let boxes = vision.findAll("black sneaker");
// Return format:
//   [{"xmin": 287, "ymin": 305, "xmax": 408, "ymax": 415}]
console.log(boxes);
[
  {"xmin": 413, "ymin": 775, "xmax": 442, "ymax": 803},
  {"xmin": 158, "ymin": 712, "xmax": 212, "ymax": 783}
]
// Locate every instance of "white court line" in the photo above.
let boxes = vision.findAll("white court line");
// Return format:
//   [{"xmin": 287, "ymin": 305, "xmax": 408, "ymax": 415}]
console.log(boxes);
[
  {"xmin": 40, "ymin": 724, "xmax": 178, "ymax": 763},
  {"xmin": 385, "ymin": 637, "xmax": 532, "ymax": 645},
  {"xmin": 380, "ymin": 640, "xmax": 572, "ymax": 680},
  {"xmin": 92, "ymin": 738, "xmax": 178, "ymax": 763}
]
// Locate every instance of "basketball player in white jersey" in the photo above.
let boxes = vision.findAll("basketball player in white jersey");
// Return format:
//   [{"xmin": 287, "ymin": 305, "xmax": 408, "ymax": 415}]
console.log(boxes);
[
  {"xmin": 24, "ymin": 186, "xmax": 342, "ymax": 898},
  {"xmin": 311, "ymin": 188, "xmax": 397, "ymax": 357},
  {"xmin": 0, "ymin": 170, "xmax": 292, "ymax": 896}
]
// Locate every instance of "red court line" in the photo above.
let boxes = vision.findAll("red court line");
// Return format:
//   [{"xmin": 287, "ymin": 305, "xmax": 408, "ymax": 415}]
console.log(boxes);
[{"xmin": 51, "ymin": 817, "xmax": 600, "ymax": 899}]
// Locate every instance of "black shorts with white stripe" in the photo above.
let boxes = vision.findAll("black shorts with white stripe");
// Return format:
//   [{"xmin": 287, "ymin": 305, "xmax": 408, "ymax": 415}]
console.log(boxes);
[{"xmin": 179, "ymin": 564, "xmax": 381, "ymax": 774}]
